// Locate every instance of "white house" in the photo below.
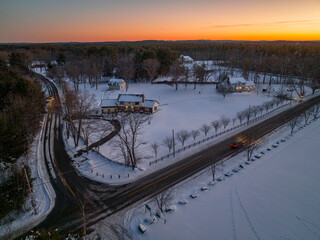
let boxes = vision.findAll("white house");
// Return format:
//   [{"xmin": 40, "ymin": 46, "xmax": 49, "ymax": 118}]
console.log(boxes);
[
  {"xmin": 179, "ymin": 55, "xmax": 194, "ymax": 64},
  {"xmin": 217, "ymin": 76, "xmax": 255, "ymax": 92},
  {"xmin": 108, "ymin": 78, "xmax": 126, "ymax": 91},
  {"xmin": 101, "ymin": 94, "xmax": 159, "ymax": 114}
]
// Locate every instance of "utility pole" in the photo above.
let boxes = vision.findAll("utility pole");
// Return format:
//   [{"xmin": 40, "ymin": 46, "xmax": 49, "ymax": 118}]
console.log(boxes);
[
  {"xmin": 24, "ymin": 168, "xmax": 37, "ymax": 215},
  {"xmin": 172, "ymin": 129, "xmax": 175, "ymax": 157}
]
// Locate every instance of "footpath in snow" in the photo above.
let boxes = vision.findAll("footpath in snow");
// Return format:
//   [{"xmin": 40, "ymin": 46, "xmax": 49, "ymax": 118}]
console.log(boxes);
[{"xmin": 126, "ymin": 116, "xmax": 320, "ymax": 240}]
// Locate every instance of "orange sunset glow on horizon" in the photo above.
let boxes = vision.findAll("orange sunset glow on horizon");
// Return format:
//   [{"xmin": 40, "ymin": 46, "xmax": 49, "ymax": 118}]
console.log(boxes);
[{"xmin": 1, "ymin": 0, "xmax": 320, "ymax": 43}]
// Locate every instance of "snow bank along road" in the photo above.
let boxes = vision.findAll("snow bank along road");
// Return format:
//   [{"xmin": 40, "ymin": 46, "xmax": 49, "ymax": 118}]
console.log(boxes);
[{"xmin": 31, "ymin": 71, "xmax": 320, "ymax": 235}]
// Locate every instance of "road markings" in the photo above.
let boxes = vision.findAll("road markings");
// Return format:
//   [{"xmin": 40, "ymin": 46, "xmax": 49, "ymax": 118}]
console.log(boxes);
[
  {"xmin": 125, "ymin": 157, "xmax": 205, "ymax": 198},
  {"xmin": 54, "ymin": 159, "xmax": 77, "ymax": 199}
]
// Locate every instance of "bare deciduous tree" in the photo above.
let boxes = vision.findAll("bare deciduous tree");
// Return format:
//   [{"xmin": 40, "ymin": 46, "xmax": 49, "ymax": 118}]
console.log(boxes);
[
  {"xmin": 143, "ymin": 59, "xmax": 160, "ymax": 82},
  {"xmin": 210, "ymin": 161, "xmax": 218, "ymax": 181},
  {"xmin": 116, "ymin": 54, "xmax": 135, "ymax": 91},
  {"xmin": 251, "ymin": 106, "xmax": 259, "ymax": 117},
  {"xmin": 244, "ymin": 107, "xmax": 252, "ymax": 123},
  {"xmin": 246, "ymin": 138, "xmax": 261, "ymax": 161},
  {"xmin": 170, "ymin": 60, "xmax": 184, "ymax": 90},
  {"xmin": 289, "ymin": 116, "xmax": 301, "ymax": 134},
  {"xmin": 191, "ymin": 130, "xmax": 200, "ymax": 141},
  {"xmin": 302, "ymin": 110, "xmax": 311, "ymax": 125},
  {"xmin": 74, "ymin": 90, "xmax": 97, "ymax": 147},
  {"xmin": 311, "ymin": 104, "xmax": 320, "ymax": 119},
  {"xmin": 183, "ymin": 66, "xmax": 191, "ymax": 90},
  {"xmin": 232, "ymin": 117, "xmax": 237, "ymax": 126},
  {"xmin": 263, "ymin": 101, "xmax": 272, "ymax": 112},
  {"xmin": 176, "ymin": 130, "xmax": 190, "ymax": 146},
  {"xmin": 163, "ymin": 136, "xmax": 174, "ymax": 153},
  {"xmin": 256, "ymin": 105, "xmax": 264, "ymax": 115},
  {"xmin": 237, "ymin": 111, "xmax": 245, "ymax": 124},
  {"xmin": 211, "ymin": 120, "xmax": 221, "ymax": 133},
  {"xmin": 194, "ymin": 63, "xmax": 208, "ymax": 84},
  {"xmin": 153, "ymin": 189, "xmax": 173, "ymax": 213},
  {"xmin": 81, "ymin": 119, "xmax": 98, "ymax": 154},
  {"xmin": 200, "ymin": 124, "xmax": 211, "ymax": 136},
  {"xmin": 220, "ymin": 116, "xmax": 231, "ymax": 129},
  {"xmin": 115, "ymin": 113, "xmax": 150, "ymax": 169},
  {"xmin": 151, "ymin": 142, "xmax": 159, "ymax": 159}
]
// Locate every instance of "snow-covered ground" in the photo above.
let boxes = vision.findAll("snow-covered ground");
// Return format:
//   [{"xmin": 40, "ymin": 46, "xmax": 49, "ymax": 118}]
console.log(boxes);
[
  {"xmin": 71, "ymin": 82, "xmax": 309, "ymax": 184},
  {"xmin": 33, "ymin": 66, "xmax": 314, "ymax": 185},
  {"xmin": 126, "ymin": 116, "xmax": 320, "ymax": 240}
]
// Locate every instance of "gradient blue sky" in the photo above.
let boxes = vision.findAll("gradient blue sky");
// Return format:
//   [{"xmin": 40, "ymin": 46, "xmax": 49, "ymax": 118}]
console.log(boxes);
[{"xmin": 1, "ymin": 0, "xmax": 320, "ymax": 42}]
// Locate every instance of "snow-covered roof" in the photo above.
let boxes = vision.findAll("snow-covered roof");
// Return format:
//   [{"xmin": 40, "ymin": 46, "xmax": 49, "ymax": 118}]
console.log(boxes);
[
  {"xmin": 246, "ymin": 81, "xmax": 255, "ymax": 86},
  {"xmin": 101, "ymin": 99, "xmax": 118, "ymax": 107},
  {"xmin": 142, "ymin": 100, "xmax": 158, "ymax": 108},
  {"xmin": 109, "ymin": 78, "xmax": 124, "ymax": 84},
  {"xmin": 180, "ymin": 55, "xmax": 194, "ymax": 63},
  {"xmin": 118, "ymin": 94, "xmax": 144, "ymax": 102},
  {"xmin": 229, "ymin": 77, "xmax": 246, "ymax": 84}
]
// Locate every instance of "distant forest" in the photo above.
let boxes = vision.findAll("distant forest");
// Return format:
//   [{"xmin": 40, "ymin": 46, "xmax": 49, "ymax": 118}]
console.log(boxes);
[{"xmin": 1, "ymin": 41, "xmax": 319, "ymax": 85}]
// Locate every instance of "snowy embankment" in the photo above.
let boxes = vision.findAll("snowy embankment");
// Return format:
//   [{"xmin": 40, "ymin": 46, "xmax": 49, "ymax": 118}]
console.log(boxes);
[
  {"xmin": 0, "ymin": 114, "xmax": 56, "ymax": 239},
  {"xmin": 126, "ymin": 116, "xmax": 320, "ymax": 240}
]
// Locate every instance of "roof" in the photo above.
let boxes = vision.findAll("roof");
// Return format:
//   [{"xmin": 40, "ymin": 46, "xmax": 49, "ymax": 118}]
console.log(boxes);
[
  {"xmin": 229, "ymin": 77, "xmax": 246, "ymax": 84},
  {"xmin": 109, "ymin": 78, "xmax": 124, "ymax": 84},
  {"xmin": 180, "ymin": 55, "xmax": 194, "ymax": 62},
  {"xmin": 246, "ymin": 81, "xmax": 255, "ymax": 86},
  {"xmin": 118, "ymin": 94, "xmax": 144, "ymax": 102},
  {"xmin": 101, "ymin": 99, "xmax": 118, "ymax": 107},
  {"xmin": 142, "ymin": 100, "xmax": 158, "ymax": 108}
]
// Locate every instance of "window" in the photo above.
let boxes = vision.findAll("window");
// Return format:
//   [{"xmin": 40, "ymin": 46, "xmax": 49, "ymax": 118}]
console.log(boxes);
[
  {"xmin": 119, "ymin": 101, "xmax": 124, "ymax": 105},
  {"xmin": 154, "ymin": 106, "xmax": 157, "ymax": 111},
  {"xmin": 135, "ymin": 102, "xmax": 139, "ymax": 105}
]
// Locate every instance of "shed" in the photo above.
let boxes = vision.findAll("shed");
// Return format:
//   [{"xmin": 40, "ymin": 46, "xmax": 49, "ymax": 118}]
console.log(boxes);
[
  {"xmin": 108, "ymin": 78, "xmax": 126, "ymax": 91},
  {"xmin": 142, "ymin": 100, "xmax": 159, "ymax": 114}
]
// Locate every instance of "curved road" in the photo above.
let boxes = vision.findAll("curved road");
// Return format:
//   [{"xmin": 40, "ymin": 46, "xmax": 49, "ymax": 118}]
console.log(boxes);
[{"xmin": 32, "ymin": 71, "xmax": 320, "ymax": 235}]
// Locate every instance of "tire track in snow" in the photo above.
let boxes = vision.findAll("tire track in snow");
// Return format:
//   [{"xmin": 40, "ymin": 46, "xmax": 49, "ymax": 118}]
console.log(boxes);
[
  {"xmin": 235, "ymin": 189, "xmax": 261, "ymax": 240},
  {"xmin": 279, "ymin": 236, "xmax": 292, "ymax": 240},
  {"xmin": 296, "ymin": 216, "xmax": 320, "ymax": 238},
  {"xmin": 230, "ymin": 189, "xmax": 238, "ymax": 240}
]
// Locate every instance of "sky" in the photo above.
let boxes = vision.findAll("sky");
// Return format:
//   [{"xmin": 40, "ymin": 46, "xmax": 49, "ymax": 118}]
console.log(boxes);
[{"xmin": 0, "ymin": 0, "xmax": 320, "ymax": 43}]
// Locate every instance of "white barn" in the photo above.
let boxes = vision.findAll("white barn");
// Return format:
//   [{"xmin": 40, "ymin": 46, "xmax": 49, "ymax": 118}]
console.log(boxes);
[{"xmin": 108, "ymin": 78, "xmax": 126, "ymax": 91}]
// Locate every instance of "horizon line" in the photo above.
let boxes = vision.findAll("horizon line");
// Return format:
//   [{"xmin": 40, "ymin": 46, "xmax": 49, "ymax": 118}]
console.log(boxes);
[{"xmin": 1, "ymin": 39, "xmax": 320, "ymax": 45}]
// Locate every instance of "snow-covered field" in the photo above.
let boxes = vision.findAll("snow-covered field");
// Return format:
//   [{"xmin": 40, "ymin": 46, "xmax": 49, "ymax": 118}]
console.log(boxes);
[
  {"xmin": 72, "ymin": 82, "xmax": 309, "ymax": 183},
  {"xmin": 126, "ymin": 116, "xmax": 320, "ymax": 240},
  {"xmin": 33, "ymin": 66, "xmax": 314, "ymax": 186}
]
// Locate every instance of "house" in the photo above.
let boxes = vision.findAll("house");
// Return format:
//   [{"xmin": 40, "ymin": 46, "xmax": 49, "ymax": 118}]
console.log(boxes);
[
  {"xmin": 117, "ymin": 94, "xmax": 145, "ymax": 112},
  {"xmin": 100, "ymin": 99, "xmax": 118, "ymax": 114},
  {"xmin": 228, "ymin": 77, "xmax": 247, "ymax": 91},
  {"xmin": 179, "ymin": 55, "xmax": 194, "ymax": 64},
  {"xmin": 108, "ymin": 78, "xmax": 126, "ymax": 91},
  {"xmin": 244, "ymin": 81, "xmax": 256, "ymax": 91},
  {"xmin": 217, "ymin": 76, "xmax": 255, "ymax": 93},
  {"xmin": 100, "ymin": 93, "xmax": 159, "ymax": 114}
]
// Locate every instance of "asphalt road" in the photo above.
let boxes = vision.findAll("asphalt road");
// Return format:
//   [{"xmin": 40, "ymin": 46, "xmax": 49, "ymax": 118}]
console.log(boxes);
[{"xmin": 31, "ymin": 72, "xmax": 320, "ymax": 235}]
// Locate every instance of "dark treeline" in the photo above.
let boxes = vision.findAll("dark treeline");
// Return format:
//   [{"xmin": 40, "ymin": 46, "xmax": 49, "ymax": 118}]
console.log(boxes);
[
  {"xmin": 0, "ymin": 41, "xmax": 319, "ymax": 90},
  {"xmin": 0, "ymin": 57, "xmax": 46, "ymax": 163},
  {"xmin": 0, "ymin": 55, "xmax": 45, "ymax": 222}
]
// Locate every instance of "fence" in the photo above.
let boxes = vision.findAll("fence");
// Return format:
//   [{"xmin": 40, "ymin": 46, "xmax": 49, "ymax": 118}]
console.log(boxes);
[{"xmin": 149, "ymin": 101, "xmax": 292, "ymax": 166}]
